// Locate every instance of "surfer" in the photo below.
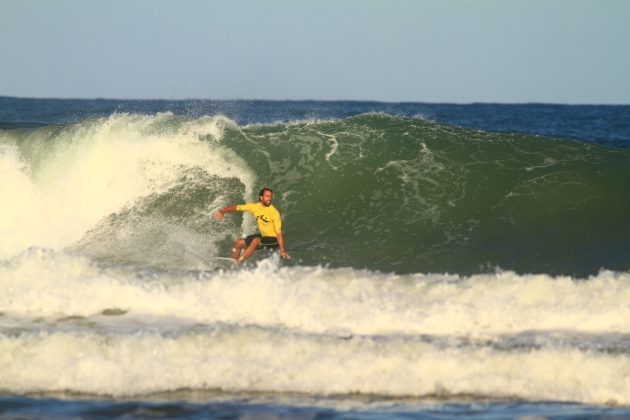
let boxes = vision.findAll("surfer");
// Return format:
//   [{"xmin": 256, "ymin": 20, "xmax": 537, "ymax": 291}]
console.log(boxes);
[{"xmin": 215, "ymin": 187, "xmax": 291, "ymax": 264}]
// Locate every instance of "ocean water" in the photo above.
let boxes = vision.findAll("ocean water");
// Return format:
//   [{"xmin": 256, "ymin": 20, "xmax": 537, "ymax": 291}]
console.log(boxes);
[{"xmin": 1, "ymin": 96, "xmax": 629, "ymax": 418}]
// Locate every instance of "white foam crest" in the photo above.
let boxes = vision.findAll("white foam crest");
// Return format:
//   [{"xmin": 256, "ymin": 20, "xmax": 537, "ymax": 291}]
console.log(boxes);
[
  {"xmin": 0, "ymin": 144, "xmax": 42, "ymax": 256},
  {"xmin": 0, "ymin": 325, "xmax": 629, "ymax": 404},
  {"xmin": 0, "ymin": 114, "xmax": 255, "ymax": 259},
  {"xmin": 2, "ymin": 251, "xmax": 630, "ymax": 337}
]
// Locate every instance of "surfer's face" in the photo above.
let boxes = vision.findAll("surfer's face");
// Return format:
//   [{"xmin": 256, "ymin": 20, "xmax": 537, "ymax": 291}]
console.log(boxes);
[{"xmin": 260, "ymin": 191, "xmax": 273, "ymax": 206}]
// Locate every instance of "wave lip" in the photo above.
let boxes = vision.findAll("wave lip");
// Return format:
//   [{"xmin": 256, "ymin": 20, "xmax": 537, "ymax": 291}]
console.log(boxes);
[{"xmin": 0, "ymin": 113, "xmax": 254, "ymax": 261}]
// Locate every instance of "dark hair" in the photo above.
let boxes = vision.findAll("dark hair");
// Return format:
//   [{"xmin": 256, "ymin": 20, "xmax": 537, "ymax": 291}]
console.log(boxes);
[{"xmin": 259, "ymin": 187, "xmax": 273, "ymax": 197}]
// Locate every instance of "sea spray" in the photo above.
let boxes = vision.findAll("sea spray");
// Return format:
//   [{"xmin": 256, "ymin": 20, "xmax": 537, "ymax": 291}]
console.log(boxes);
[{"xmin": 0, "ymin": 114, "xmax": 255, "ymax": 261}]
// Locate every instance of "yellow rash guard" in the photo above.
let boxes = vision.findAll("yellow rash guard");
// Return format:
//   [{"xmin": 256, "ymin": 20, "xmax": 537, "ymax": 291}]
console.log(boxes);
[{"xmin": 236, "ymin": 202, "xmax": 282, "ymax": 237}]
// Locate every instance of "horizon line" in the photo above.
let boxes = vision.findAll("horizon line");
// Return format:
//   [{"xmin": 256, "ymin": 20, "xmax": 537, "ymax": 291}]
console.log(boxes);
[{"xmin": 1, "ymin": 95, "xmax": 629, "ymax": 107}]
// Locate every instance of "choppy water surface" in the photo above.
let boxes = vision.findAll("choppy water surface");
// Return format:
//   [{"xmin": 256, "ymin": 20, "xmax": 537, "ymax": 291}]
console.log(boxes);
[{"xmin": 1, "ymin": 97, "xmax": 629, "ymax": 418}]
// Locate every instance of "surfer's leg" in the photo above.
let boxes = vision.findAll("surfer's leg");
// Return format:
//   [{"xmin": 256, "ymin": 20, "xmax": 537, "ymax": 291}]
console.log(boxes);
[
  {"xmin": 232, "ymin": 238, "xmax": 245, "ymax": 260},
  {"xmin": 238, "ymin": 237, "xmax": 260, "ymax": 264}
]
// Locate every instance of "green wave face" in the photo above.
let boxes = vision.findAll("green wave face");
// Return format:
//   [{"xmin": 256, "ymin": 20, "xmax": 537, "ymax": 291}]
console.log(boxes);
[
  {"xmin": 2, "ymin": 113, "xmax": 628, "ymax": 275},
  {"xmin": 226, "ymin": 114, "xmax": 630, "ymax": 275}
]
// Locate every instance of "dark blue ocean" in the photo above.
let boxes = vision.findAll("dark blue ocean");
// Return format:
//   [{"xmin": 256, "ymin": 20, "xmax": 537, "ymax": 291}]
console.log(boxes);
[
  {"xmin": 3, "ymin": 97, "xmax": 629, "ymax": 149},
  {"xmin": 1, "ymin": 97, "xmax": 629, "ymax": 418}
]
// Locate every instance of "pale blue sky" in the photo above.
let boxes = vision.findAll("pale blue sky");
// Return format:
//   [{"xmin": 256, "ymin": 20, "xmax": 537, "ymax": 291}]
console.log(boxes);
[{"xmin": 1, "ymin": 0, "xmax": 629, "ymax": 103}]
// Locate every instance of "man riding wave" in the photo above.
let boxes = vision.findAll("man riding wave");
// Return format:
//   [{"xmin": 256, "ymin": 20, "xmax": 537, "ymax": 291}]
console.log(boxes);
[{"xmin": 215, "ymin": 187, "xmax": 290, "ymax": 264}]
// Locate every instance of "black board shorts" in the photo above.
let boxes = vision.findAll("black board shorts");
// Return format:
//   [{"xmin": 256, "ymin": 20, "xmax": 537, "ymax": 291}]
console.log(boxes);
[{"xmin": 244, "ymin": 234, "xmax": 279, "ymax": 250}]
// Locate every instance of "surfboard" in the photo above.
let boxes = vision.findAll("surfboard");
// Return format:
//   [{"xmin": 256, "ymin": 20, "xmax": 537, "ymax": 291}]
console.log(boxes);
[
  {"xmin": 208, "ymin": 256, "xmax": 238, "ymax": 268},
  {"xmin": 183, "ymin": 247, "xmax": 238, "ymax": 269},
  {"xmin": 209, "ymin": 257, "xmax": 237, "ymax": 262}
]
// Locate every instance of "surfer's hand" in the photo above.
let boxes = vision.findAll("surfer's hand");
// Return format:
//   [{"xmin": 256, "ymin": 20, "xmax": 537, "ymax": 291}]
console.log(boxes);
[
  {"xmin": 215, "ymin": 210, "xmax": 224, "ymax": 220},
  {"xmin": 280, "ymin": 250, "xmax": 291, "ymax": 259}
]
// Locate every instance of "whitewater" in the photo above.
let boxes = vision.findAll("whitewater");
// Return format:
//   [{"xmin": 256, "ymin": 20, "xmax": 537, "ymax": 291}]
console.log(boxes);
[{"xmin": 1, "ymin": 98, "xmax": 630, "ymax": 417}]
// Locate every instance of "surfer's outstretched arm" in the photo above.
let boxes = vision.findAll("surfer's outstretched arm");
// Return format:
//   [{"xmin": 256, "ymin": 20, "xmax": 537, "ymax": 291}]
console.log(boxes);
[{"xmin": 215, "ymin": 205, "xmax": 237, "ymax": 220}]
